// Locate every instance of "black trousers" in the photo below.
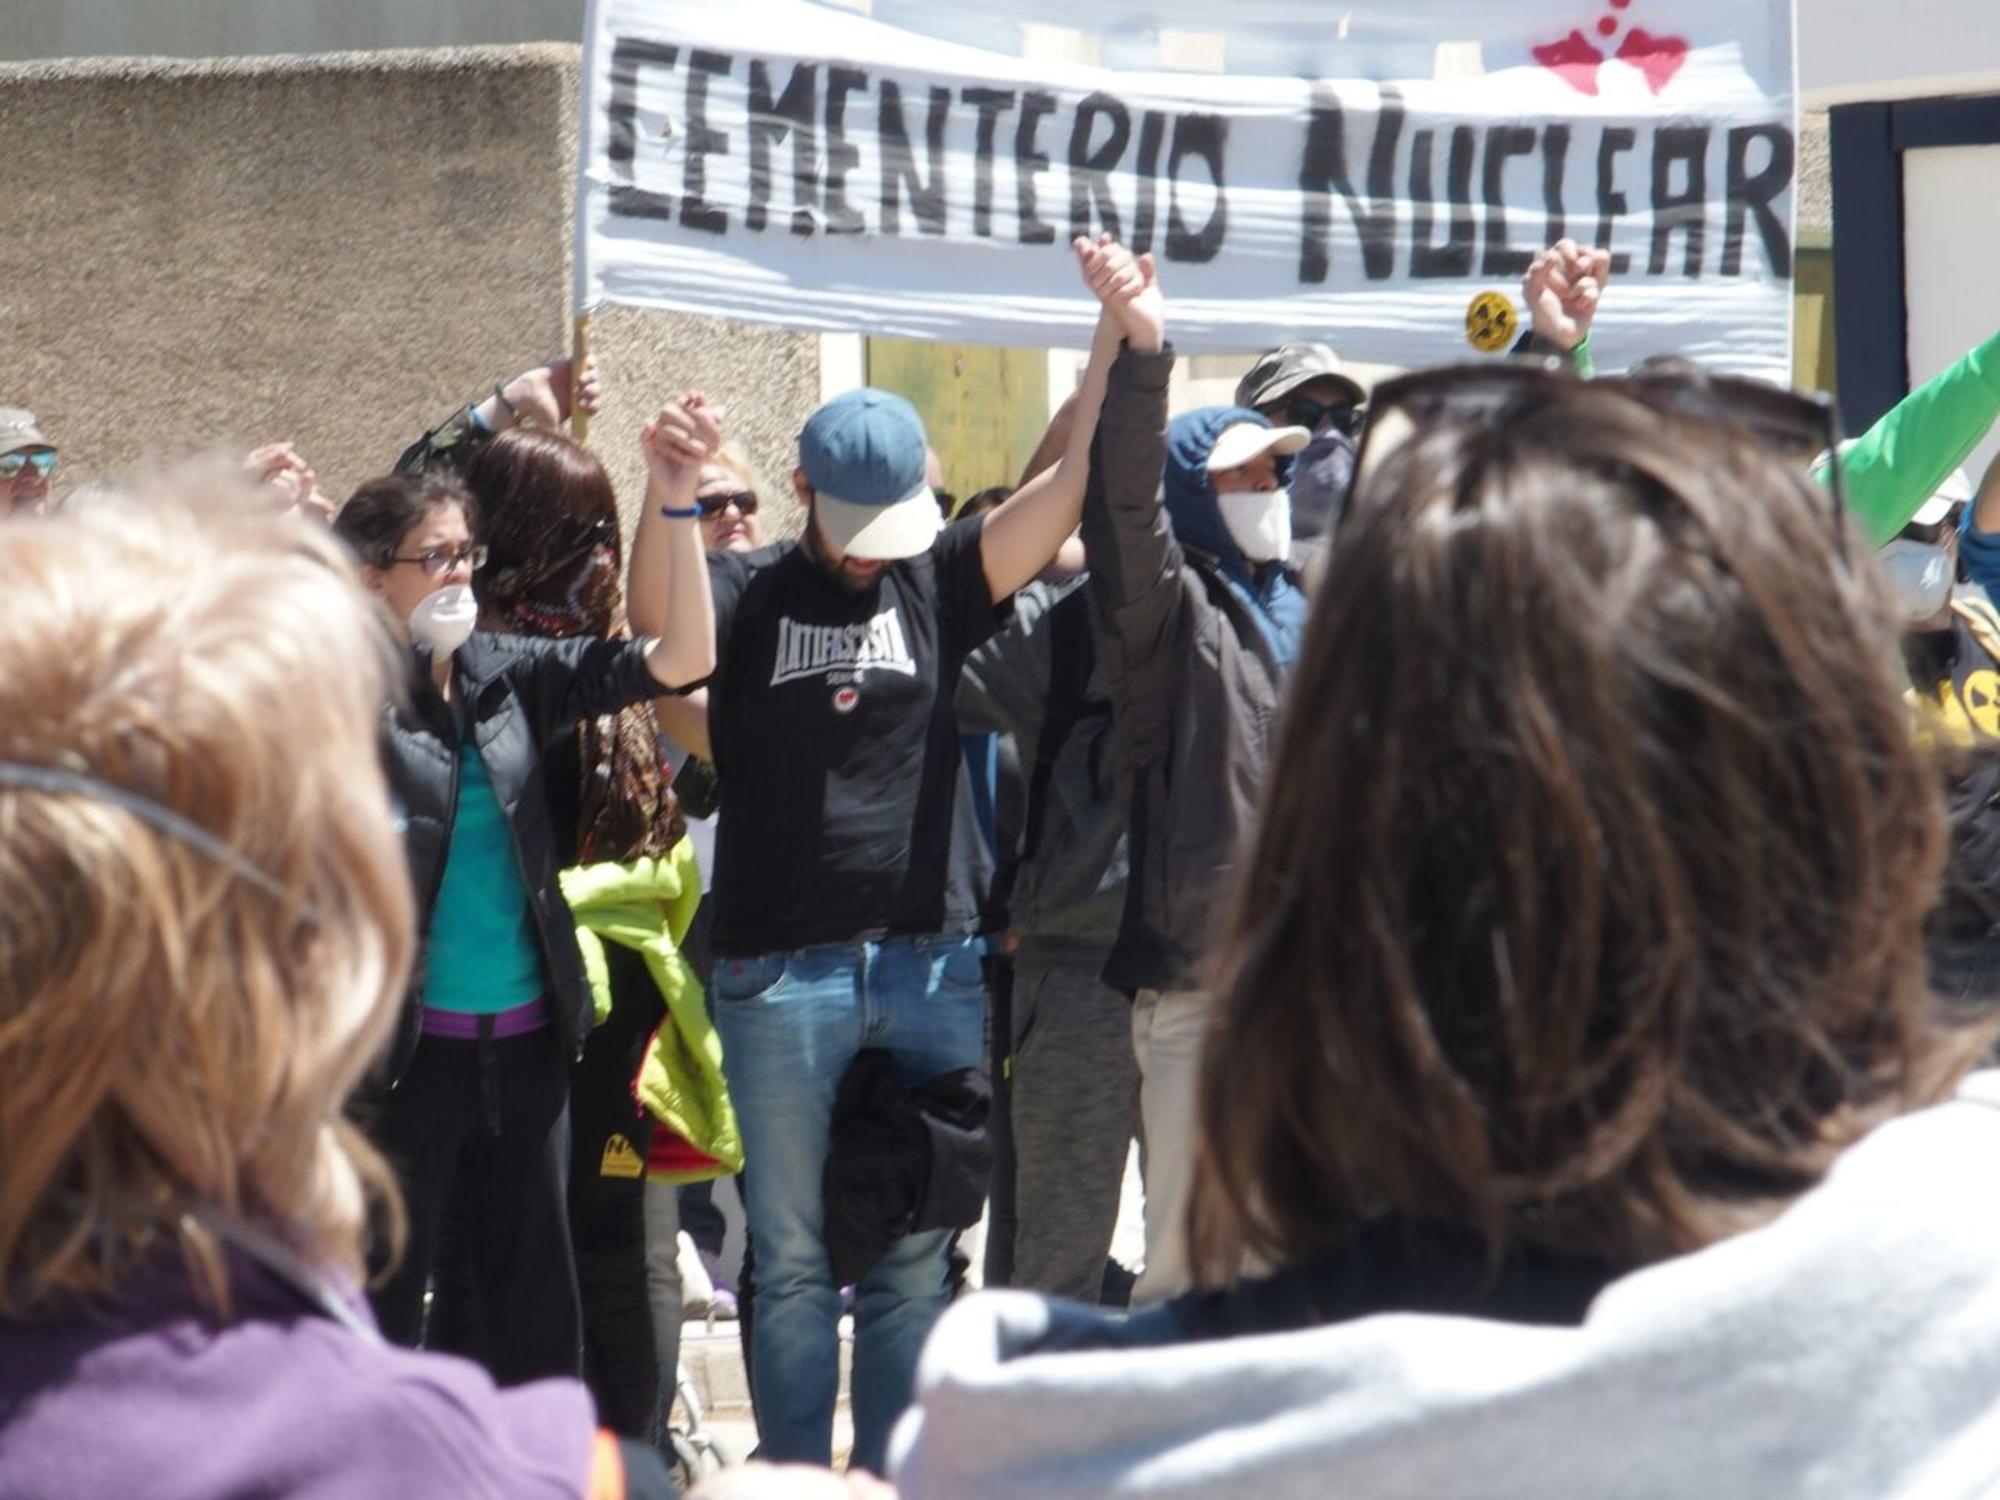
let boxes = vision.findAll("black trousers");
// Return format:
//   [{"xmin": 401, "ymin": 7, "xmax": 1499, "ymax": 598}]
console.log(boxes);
[
  {"xmin": 369, "ymin": 1023, "xmax": 582, "ymax": 1387},
  {"xmin": 569, "ymin": 943, "xmax": 667, "ymax": 1439}
]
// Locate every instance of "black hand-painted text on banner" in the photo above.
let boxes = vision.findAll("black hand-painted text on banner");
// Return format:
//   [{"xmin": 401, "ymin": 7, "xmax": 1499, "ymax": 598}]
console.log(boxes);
[
  {"xmin": 577, "ymin": 0, "xmax": 1799, "ymax": 378},
  {"xmin": 604, "ymin": 47, "xmax": 1793, "ymax": 286}
]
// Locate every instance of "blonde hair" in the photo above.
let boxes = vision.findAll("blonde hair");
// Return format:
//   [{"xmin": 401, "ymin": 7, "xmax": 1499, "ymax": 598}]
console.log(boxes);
[
  {"xmin": 0, "ymin": 475, "xmax": 412, "ymax": 1316},
  {"xmin": 706, "ymin": 442, "xmax": 768, "ymax": 546}
]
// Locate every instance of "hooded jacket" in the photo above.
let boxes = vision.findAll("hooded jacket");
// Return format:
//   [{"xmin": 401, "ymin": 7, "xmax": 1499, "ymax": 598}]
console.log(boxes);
[
  {"xmin": 562, "ymin": 844, "xmax": 744, "ymax": 1181},
  {"xmin": 379, "ymin": 632, "xmax": 666, "ymax": 1083},
  {"xmin": 1081, "ymin": 346, "xmax": 1304, "ymax": 994},
  {"xmin": 893, "ymin": 1073, "xmax": 2000, "ymax": 1500},
  {"xmin": 957, "ymin": 577, "xmax": 1128, "ymax": 969}
]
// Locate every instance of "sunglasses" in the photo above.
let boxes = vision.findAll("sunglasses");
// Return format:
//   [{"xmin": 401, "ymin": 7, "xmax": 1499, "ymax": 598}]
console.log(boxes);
[
  {"xmin": 389, "ymin": 542, "xmax": 489, "ymax": 578},
  {"xmin": 1281, "ymin": 395, "xmax": 1361, "ymax": 439},
  {"xmin": 698, "ymin": 489, "xmax": 758, "ymax": 518},
  {"xmin": 0, "ymin": 450, "xmax": 57, "ymax": 482},
  {"xmin": 1356, "ymin": 359, "xmax": 1847, "ymax": 560}
]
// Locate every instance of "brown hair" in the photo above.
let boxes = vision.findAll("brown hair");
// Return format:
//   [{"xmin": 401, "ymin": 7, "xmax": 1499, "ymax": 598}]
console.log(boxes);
[
  {"xmin": 0, "ymin": 476, "xmax": 411, "ymax": 1315},
  {"xmin": 462, "ymin": 426, "xmax": 620, "ymax": 593},
  {"xmin": 1188, "ymin": 382, "xmax": 1988, "ymax": 1285},
  {"xmin": 461, "ymin": 425, "xmax": 679, "ymax": 866},
  {"xmin": 332, "ymin": 468, "xmax": 482, "ymax": 569}
]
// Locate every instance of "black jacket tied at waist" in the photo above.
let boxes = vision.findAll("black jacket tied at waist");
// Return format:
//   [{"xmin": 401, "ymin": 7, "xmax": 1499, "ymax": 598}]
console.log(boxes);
[{"xmin": 823, "ymin": 1050, "xmax": 993, "ymax": 1287}]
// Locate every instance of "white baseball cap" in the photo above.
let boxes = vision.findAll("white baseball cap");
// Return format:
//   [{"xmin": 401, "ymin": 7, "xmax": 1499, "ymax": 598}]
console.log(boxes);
[{"xmin": 1206, "ymin": 421, "xmax": 1312, "ymax": 476}]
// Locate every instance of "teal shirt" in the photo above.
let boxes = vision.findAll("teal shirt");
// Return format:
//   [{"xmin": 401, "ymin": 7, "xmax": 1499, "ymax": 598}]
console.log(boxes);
[{"xmin": 423, "ymin": 742, "xmax": 546, "ymax": 1013}]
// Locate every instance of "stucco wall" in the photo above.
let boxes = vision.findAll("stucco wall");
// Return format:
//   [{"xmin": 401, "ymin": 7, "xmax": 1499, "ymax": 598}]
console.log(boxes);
[
  {"xmin": 4, "ymin": 0, "xmax": 587, "ymax": 65},
  {"xmin": 0, "ymin": 45, "xmax": 815, "ymax": 537}
]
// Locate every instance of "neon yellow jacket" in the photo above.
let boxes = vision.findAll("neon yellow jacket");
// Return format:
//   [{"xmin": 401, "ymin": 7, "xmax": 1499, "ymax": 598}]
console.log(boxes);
[{"xmin": 561, "ymin": 846, "xmax": 743, "ymax": 1182}]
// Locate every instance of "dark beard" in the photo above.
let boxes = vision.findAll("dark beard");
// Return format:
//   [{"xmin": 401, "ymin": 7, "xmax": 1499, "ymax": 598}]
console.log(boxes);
[{"xmin": 799, "ymin": 514, "xmax": 877, "ymax": 594}]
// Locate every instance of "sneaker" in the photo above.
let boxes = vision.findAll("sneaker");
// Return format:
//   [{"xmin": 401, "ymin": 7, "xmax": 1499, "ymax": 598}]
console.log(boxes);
[
  {"xmin": 677, "ymin": 1231, "xmax": 716, "ymax": 1320},
  {"xmin": 697, "ymin": 1249, "xmax": 739, "ymax": 1320}
]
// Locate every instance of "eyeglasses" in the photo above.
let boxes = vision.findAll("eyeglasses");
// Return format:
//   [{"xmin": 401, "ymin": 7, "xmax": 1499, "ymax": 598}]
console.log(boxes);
[
  {"xmin": 388, "ymin": 542, "xmax": 488, "ymax": 578},
  {"xmin": 0, "ymin": 450, "xmax": 57, "ymax": 482},
  {"xmin": 698, "ymin": 490, "xmax": 758, "ymax": 518},
  {"xmin": 1356, "ymin": 359, "xmax": 1847, "ymax": 561}
]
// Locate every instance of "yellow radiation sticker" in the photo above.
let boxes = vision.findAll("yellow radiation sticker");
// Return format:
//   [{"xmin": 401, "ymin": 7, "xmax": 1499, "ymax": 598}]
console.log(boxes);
[
  {"xmin": 1465, "ymin": 291, "xmax": 1519, "ymax": 354},
  {"xmin": 599, "ymin": 1132, "xmax": 645, "ymax": 1179}
]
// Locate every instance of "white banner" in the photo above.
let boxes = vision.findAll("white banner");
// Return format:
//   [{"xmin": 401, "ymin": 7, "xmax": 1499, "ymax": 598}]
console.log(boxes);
[{"xmin": 578, "ymin": 0, "xmax": 1797, "ymax": 379}]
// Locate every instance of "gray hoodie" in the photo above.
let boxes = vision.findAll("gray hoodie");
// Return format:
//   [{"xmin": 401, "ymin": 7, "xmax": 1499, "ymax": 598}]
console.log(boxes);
[{"xmin": 895, "ymin": 1072, "xmax": 2000, "ymax": 1499}]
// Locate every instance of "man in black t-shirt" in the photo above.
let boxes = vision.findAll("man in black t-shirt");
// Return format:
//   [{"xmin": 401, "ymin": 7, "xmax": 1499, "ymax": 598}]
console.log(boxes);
[{"xmin": 630, "ymin": 237, "xmax": 1159, "ymax": 1473}]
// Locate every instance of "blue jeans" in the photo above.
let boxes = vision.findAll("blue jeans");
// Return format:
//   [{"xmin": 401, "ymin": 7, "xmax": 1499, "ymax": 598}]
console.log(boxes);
[{"xmin": 712, "ymin": 933, "xmax": 987, "ymax": 1473}]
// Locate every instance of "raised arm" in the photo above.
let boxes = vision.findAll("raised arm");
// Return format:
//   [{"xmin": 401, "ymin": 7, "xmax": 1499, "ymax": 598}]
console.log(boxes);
[
  {"xmin": 394, "ymin": 356, "xmax": 603, "ymax": 475},
  {"xmin": 978, "ymin": 236, "xmax": 1161, "ymax": 602},
  {"xmin": 1515, "ymin": 238, "xmax": 1607, "ymax": 378},
  {"xmin": 1843, "ymin": 331, "xmax": 2000, "ymax": 545},
  {"xmin": 626, "ymin": 394, "xmax": 719, "ymax": 692},
  {"xmin": 1077, "ymin": 257, "xmax": 1178, "ymax": 773}
]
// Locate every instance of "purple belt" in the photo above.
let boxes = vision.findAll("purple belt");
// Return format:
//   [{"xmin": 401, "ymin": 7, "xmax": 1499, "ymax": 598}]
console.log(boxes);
[{"xmin": 420, "ymin": 994, "xmax": 551, "ymax": 1040}]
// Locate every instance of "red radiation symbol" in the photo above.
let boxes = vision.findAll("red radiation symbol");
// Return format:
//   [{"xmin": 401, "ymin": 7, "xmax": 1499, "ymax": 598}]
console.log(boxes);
[{"xmin": 1534, "ymin": 0, "xmax": 1689, "ymax": 96}]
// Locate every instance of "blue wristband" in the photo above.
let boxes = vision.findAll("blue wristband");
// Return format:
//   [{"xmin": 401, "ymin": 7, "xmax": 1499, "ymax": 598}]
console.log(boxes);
[{"xmin": 659, "ymin": 503, "xmax": 701, "ymax": 520}]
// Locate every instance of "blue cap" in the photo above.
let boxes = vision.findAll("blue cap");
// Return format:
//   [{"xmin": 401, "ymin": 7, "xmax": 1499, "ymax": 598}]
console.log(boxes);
[{"xmin": 799, "ymin": 388, "xmax": 942, "ymax": 560}]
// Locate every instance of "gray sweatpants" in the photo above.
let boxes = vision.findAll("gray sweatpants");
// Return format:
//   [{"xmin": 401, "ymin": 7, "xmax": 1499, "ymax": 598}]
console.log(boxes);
[
  {"xmin": 1007, "ymin": 958, "xmax": 1143, "ymax": 1304},
  {"xmin": 643, "ymin": 1178, "xmax": 683, "ymax": 1418}
]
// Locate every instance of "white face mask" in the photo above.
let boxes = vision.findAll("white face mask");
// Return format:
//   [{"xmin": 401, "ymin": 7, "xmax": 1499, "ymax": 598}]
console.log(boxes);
[
  {"xmin": 1217, "ymin": 486, "xmax": 1293, "ymax": 565},
  {"xmin": 408, "ymin": 583, "xmax": 478, "ymax": 656},
  {"xmin": 1878, "ymin": 539, "xmax": 1954, "ymax": 623}
]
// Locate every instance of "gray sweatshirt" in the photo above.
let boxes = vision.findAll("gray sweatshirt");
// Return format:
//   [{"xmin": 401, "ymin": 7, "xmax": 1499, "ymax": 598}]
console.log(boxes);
[{"xmin": 895, "ymin": 1072, "xmax": 2000, "ymax": 1499}]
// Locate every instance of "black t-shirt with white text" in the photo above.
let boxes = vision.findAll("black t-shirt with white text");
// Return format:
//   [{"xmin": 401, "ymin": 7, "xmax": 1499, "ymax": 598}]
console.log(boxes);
[{"xmin": 706, "ymin": 518, "xmax": 1001, "ymax": 956}]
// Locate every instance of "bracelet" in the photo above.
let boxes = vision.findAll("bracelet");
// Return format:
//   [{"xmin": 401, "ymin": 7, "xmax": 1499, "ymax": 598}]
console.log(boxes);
[
  {"xmin": 659, "ymin": 503, "xmax": 701, "ymax": 520},
  {"xmin": 493, "ymin": 382, "xmax": 522, "ymax": 425}
]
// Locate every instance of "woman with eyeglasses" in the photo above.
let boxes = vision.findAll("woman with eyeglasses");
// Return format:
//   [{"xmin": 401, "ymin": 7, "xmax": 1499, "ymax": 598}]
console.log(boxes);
[
  {"xmin": 893, "ymin": 365, "xmax": 2000, "ymax": 1498},
  {"xmin": 331, "ymin": 429, "xmax": 714, "ymax": 1390}
]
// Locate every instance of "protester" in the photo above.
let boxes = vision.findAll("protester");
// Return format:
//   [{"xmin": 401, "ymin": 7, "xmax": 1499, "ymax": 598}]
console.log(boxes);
[
  {"xmin": 958, "ymin": 566, "xmax": 1135, "ymax": 1305},
  {"xmin": 0, "ymin": 407, "xmax": 58, "ymax": 517},
  {"xmin": 455, "ymin": 422, "xmax": 735, "ymax": 1440},
  {"xmin": 1233, "ymin": 342, "xmax": 1364, "ymax": 546},
  {"xmin": 333, "ymin": 436, "xmax": 712, "ymax": 1389},
  {"xmin": 1884, "ymin": 462, "xmax": 2000, "ymax": 1003},
  {"xmin": 895, "ymin": 362, "xmax": 2000, "ymax": 1500},
  {"xmin": 627, "ymin": 235, "xmax": 1148, "ymax": 1475},
  {"xmin": 1074, "ymin": 252, "xmax": 1310, "ymax": 1304},
  {"xmin": 0, "ymin": 481, "xmax": 672, "ymax": 1498},
  {"xmin": 645, "ymin": 434, "xmax": 766, "ymax": 1421}
]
